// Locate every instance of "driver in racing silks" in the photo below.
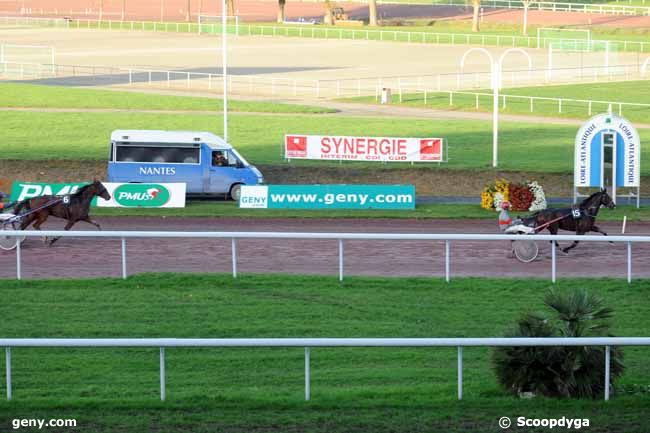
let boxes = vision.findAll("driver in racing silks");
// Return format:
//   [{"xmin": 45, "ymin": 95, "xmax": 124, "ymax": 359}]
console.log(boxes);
[{"xmin": 0, "ymin": 191, "xmax": 17, "ymax": 212}]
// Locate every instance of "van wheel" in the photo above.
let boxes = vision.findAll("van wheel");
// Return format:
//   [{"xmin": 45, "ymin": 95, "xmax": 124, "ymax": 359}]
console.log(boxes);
[{"xmin": 229, "ymin": 184, "xmax": 242, "ymax": 201}]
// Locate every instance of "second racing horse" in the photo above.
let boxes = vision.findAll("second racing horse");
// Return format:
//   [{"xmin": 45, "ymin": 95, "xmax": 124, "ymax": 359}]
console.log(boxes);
[
  {"xmin": 529, "ymin": 189, "xmax": 616, "ymax": 254},
  {"xmin": 13, "ymin": 180, "xmax": 111, "ymax": 245}
]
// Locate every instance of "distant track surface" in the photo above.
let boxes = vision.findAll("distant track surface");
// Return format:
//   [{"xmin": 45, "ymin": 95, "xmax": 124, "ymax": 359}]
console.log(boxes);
[{"xmin": 1, "ymin": 216, "xmax": 648, "ymax": 280}]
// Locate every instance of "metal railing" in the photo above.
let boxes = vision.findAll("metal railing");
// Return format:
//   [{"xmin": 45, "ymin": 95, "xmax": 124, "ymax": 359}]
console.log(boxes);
[
  {"xmin": 2, "ymin": 16, "xmax": 650, "ymax": 54},
  {"xmin": 2, "ymin": 230, "xmax": 647, "ymax": 283},
  {"xmin": 1, "ymin": 60, "xmax": 647, "ymax": 100},
  {"xmin": 391, "ymin": 88, "xmax": 650, "ymax": 119},
  {"xmin": 2, "ymin": 337, "xmax": 648, "ymax": 401},
  {"xmin": 384, "ymin": 0, "xmax": 650, "ymax": 15}
]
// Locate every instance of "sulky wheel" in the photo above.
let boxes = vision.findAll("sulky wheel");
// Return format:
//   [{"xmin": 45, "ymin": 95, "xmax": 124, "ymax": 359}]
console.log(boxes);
[
  {"xmin": 0, "ymin": 222, "xmax": 19, "ymax": 251},
  {"xmin": 513, "ymin": 239, "xmax": 539, "ymax": 263}
]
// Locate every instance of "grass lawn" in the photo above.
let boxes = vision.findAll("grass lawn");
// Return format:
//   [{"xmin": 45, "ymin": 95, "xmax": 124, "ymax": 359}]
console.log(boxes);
[
  {"xmin": 91, "ymin": 201, "xmax": 650, "ymax": 221},
  {"xmin": 344, "ymin": 80, "xmax": 650, "ymax": 124},
  {"xmin": 0, "ymin": 274, "xmax": 648, "ymax": 432},
  {"xmin": 0, "ymin": 83, "xmax": 335, "ymax": 114},
  {"xmin": 3, "ymin": 110, "xmax": 650, "ymax": 174}
]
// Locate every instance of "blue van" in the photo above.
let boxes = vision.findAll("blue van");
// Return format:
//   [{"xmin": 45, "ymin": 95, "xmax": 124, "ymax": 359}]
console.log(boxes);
[{"xmin": 107, "ymin": 130, "xmax": 264, "ymax": 200}]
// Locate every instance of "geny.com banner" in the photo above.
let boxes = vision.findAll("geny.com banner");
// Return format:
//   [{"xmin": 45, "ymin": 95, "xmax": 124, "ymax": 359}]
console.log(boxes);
[{"xmin": 239, "ymin": 185, "xmax": 415, "ymax": 210}]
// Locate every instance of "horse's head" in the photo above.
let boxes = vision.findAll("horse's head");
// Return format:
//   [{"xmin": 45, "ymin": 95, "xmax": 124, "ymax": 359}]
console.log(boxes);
[
  {"xmin": 599, "ymin": 188, "xmax": 616, "ymax": 209},
  {"xmin": 92, "ymin": 179, "xmax": 111, "ymax": 201}
]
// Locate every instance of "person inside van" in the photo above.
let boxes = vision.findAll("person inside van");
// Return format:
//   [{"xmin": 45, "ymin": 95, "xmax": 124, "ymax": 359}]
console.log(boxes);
[{"xmin": 212, "ymin": 151, "xmax": 228, "ymax": 167}]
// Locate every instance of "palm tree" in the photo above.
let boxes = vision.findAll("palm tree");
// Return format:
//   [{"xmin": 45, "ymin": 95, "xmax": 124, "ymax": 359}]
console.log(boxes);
[
  {"xmin": 368, "ymin": 0, "xmax": 378, "ymax": 26},
  {"xmin": 121, "ymin": 0, "xmax": 126, "ymax": 21},
  {"xmin": 99, "ymin": 0, "xmax": 104, "ymax": 22},
  {"xmin": 492, "ymin": 289, "xmax": 625, "ymax": 399},
  {"xmin": 186, "ymin": 0, "xmax": 191, "ymax": 22},
  {"xmin": 227, "ymin": 0, "xmax": 235, "ymax": 17},
  {"xmin": 277, "ymin": 0, "xmax": 286, "ymax": 23}
]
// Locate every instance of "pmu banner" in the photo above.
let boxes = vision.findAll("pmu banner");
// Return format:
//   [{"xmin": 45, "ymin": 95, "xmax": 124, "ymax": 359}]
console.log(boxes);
[
  {"xmin": 285, "ymin": 134, "xmax": 443, "ymax": 162},
  {"xmin": 10, "ymin": 182, "xmax": 186, "ymax": 208},
  {"xmin": 239, "ymin": 185, "xmax": 415, "ymax": 210}
]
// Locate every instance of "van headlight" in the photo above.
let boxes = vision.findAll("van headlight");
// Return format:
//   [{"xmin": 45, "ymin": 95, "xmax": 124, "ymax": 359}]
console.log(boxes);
[{"xmin": 257, "ymin": 176, "xmax": 265, "ymax": 184}]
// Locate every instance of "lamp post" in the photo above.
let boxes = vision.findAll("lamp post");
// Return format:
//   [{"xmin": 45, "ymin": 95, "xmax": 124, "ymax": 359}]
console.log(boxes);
[
  {"xmin": 222, "ymin": 0, "xmax": 228, "ymax": 143},
  {"xmin": 460, "ymin": 48, "xmax": 532, "ymax": 168}
]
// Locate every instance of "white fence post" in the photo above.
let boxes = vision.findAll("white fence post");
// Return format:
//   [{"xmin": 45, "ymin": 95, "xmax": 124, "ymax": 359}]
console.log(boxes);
[
  {"xmin": 627, "ymin": 242, "xmax": 632, "ymax": 283},
  {"xmin": 457, "ymin": 346, "xmax": 463, "ymax": 400},
  {"xmin": 445, "ymin": 241, "xmax": 450, "ymax": 282},
  {"xmin": 604, "ymin": 345, "xmax": 610, "ymax": 401},
  {"xmin": 305, "ymin": 347, "xmax": 311, "ymax": 401},
  {"xmin": 15, "ymin": 239, "xmax": 21, "ymax": 280},
  {"xmin": 5, "ymin": 347, "xmax": 11, "ymax": 401},
  {"xmin": 551, "ymin": 241, "xmax": 557, "ymax": 283},
  {"xmin": 121, "ymin": 237, "xmax": 127, "ymax": 279},
  {"xmin": 231, "ymin": 238, "xmax": 238, "ymax": 278},
  {"xmin": 160, "ymin": 347, "xmax": 166, "ymax": 401},
  {"xmin": 338, "ymin": 239, "xmax": 344, "ymax": 282}
]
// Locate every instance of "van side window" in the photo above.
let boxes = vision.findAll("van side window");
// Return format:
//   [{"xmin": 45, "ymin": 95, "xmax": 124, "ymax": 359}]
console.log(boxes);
[
  {"xmin": 212, "ymin": 151, "xmax": 239, "ymax": 167},
  {"xmin": 116, "ymin": 145, "xmax": 199, "ymax": 163}
]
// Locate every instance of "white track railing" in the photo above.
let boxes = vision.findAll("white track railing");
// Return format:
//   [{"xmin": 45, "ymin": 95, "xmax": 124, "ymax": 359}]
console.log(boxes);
[
  {"xmin": 1, "ymin": 16, "xmax": 649, "ymax": 53},
  {"xmin": 382, "ymin": 0, "xmax": 650, "ymax": 15},
  {"xmin": 2, "ymin": 230, "xmax": 647, "ymax": 283},
  {"xmin": 1, "ymin": 60, "xmax": 647, "ymax": 100},
  {"xmin": 2, "ymin": 337, "xmax": 648, "ymax": 402},
  {"xmin": 393, "ymin": 88, "xmax": 650, "ymax": 119}
]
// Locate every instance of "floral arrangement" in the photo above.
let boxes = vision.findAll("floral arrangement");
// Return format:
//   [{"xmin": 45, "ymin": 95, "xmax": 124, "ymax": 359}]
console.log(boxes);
[{"xmin": 481, "ymin": 179, "xmax": 547, "ymax": 212}]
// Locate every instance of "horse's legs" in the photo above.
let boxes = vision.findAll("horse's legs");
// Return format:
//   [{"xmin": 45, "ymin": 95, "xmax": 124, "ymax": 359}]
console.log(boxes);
[
  {"xmin": 80, "ymin": 217, "xmax": 101, "ymax": 230},
  {"xmin": 591, "ymin": 225, "xmax": 615, "ymax": 244},
  {"xmin": 562, "ymin": 231, "xmax": 583, "ymax": 254},
  {"xmin": 547, "ymin": 224, "xmax": 562, "ymax": 251},
  {"xmin": 49, "ymin": 220, "xmax": 75, "ymax": 246},
  {"xmin": 31, "ymin": 213, "xmax": 49, "ymax": 244}
]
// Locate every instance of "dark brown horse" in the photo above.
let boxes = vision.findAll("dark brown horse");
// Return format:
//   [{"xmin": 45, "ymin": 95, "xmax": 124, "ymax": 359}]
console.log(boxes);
[
  {"xmin": 529, "ymin": 189, "xmax": 615, "ymax": 254},
  {"xmin": 13, "ymin": 180, "xmax": 111, "ymax": 245}
]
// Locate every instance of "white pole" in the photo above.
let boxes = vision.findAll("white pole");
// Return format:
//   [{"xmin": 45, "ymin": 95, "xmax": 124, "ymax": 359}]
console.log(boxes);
[
  {"xmin": 222, "ymin": 0, "xmax": 228, "ymax": 143},
  {"xmin": 492, "ymin": 63, "xmax": 499, "ymax": 168},
  {"xmin": 16, "ymin": 237, "xmax": 21, "ymax": 280},
  {"xmin": 445, "ymin": 241, "xmax": 450, "ymax": 282},
  {"xmin": 5, "ymin": 347, "xmax": 10, "ymax": 400},
  {"xmin": 121, "ymin": 237, "xmax": 127, "ymax": 279},
  {"xmin": 604, "ymin": 345, "xmax": 610, "ymax": 401},
  {"xmin": 305, "ymin": 347, "xmax": 311, "ymax": 401},
  {"xmin": 457, "ymin": 346, "xmax": 463, "ymax": 400},
  {"xmin": 160, "ymin": 347, "xmax": 166, "ymax": 401}
]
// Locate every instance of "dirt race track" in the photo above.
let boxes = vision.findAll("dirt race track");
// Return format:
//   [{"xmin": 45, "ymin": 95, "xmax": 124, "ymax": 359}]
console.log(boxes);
[
  {"xmin": 2, "ymin": 0, "xmax": 650, "ymax": 27},
  {"xmin": 1, "ymin": 216, "xmax": 649, "ymax": 280}
]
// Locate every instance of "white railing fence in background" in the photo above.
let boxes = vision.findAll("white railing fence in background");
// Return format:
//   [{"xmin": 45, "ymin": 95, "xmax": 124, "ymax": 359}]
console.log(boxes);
[
  {"xmin": 392, "ymin": 88, "xmax": 650, "ymax": 119},
  {"xmin": 2, "ymin": 337, "xmax": 648, "ymax": 402},
  {"xmin": 1, "ymin": 61, "xmax": 647, "ymax": 102},
  {"xmin": 1, "ymin": 16, "xmax": 649, "ymax": 54},
  {"xmin": 2, "ymin": 230, "xmax": 647, "ymax": 283}
]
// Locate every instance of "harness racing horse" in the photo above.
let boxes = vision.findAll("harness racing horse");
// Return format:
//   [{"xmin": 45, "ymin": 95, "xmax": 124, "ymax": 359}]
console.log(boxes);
[
  {"xmin": 529, "ymin": 189, "xmax": 616, "ymax": 254},
  {"xmin": 13, "ymin": 180, "xmax": 111, "ymax": 245}
]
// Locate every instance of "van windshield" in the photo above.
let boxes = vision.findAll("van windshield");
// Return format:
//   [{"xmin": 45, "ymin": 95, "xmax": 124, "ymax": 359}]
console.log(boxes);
[
  {"xmin": 115, "ymin": 145, "xmax": 200, "ymax": 164},
  {"xmin": 230, "ymin": 149, "xmax": 249, "ymax": 166}
]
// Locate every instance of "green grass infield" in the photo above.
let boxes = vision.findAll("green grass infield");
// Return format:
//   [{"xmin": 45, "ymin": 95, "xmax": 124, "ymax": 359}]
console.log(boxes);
[{"xmin": 0, "ymin": 274, "xmax": 648, "ymax": 432}]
